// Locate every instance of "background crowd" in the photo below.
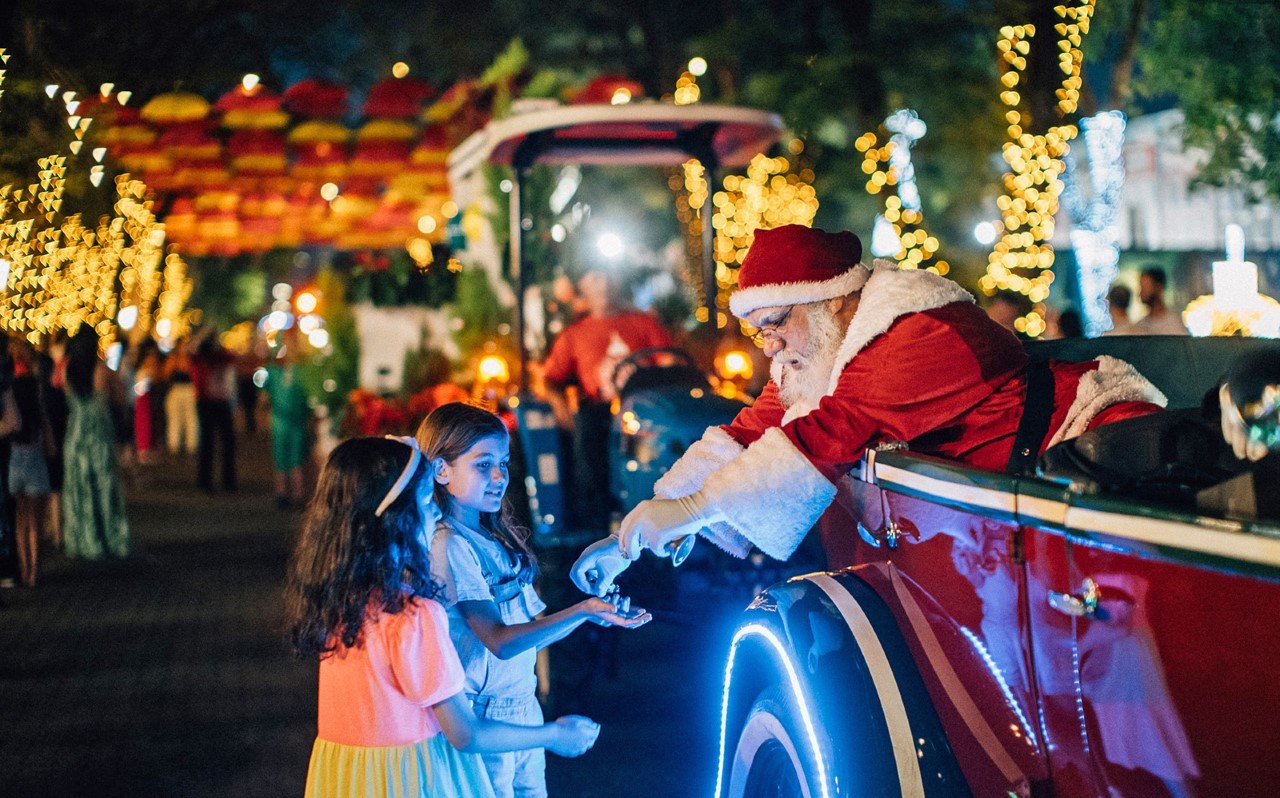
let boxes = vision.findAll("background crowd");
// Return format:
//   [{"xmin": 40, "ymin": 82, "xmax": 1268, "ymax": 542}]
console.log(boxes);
[{"xmin": 0, "ymin": 327, "xmax": 262, "ymax": 590}]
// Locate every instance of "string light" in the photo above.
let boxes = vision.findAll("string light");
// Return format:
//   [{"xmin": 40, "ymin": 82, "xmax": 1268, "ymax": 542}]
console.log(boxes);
[
  {"xmin": 980, "ymin": 0, "xmax": 1097, "ymax": 338},
  {"xmin": 1062, "ymin": 110, "xmax": 1126, "ymax": 336},
  {"xmin": 854, "ymin": 112, "xmax": 950, "ymax": 276},
  {"xmin": 0, "ymin": 57, "xmax": 191, "ymax": 347},
  {"xmin": 673, "ymin": 71, "xmax": 700, "ymax": 105}
]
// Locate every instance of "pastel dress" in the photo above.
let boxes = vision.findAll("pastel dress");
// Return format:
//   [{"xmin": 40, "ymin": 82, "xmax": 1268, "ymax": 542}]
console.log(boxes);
[
  {"xmin": 305, "ymin": 597, "xmax": 496, "ymax": 798},
  {"xmin": 62, "ymin": 388, "xmax": 129, "ymax": 560},
  {"xmin": 431, "ymin": 518, "xmax": 549, "ymax": 798}
]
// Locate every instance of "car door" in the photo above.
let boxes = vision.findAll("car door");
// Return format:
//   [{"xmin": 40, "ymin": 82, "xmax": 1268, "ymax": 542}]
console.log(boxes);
[
  {"xmin": 829, "ymin": 450, "xmax": 1051, "ymax": 795},
  {"xmin": 1021, "ymin": 484, "xmax": 1280, "ymax": 796}
]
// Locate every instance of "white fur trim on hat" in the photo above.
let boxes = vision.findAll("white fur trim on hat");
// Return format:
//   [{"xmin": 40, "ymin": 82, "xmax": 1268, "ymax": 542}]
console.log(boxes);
[
  {"xmin": 729, "ymin": 263, "xmax": 871, "ymax": 318},
  {"xmin": 1046, "ymin": 356, "xmax": 1167, "ymax": 447},
  {"xmin": 701, "ymin": 427, "xmax": 836, "ymax": 560}
]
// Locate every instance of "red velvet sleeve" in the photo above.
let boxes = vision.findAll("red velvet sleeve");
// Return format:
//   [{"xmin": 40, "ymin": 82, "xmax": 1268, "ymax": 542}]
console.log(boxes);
[{"xmin": 721, "ymin": 380, "xmax": 786, "ymax": 447}]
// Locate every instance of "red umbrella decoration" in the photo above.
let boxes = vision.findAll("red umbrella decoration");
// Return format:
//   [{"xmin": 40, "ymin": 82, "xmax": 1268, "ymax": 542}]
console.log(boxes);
[
  {"xmin": 282, "ymin": 79, "xmax": 349, "ymax": 118},
  {"xmin": 85, "ymin": 65, "xmax": 588, "ymax": 255},
  {"xmin": 215, "ymin": 85, "xmax": 289, "ymax": 130},
  {"xmin": 289, "ymin": 121, "xmax": 350, "ymax": 183},
  {"xmin": 397, "ymin": 124, "xmax": 450, "ymax": 198},
  {"xmin": 362, "ymin": 76, "xmax": 436, "ymax": 119}
]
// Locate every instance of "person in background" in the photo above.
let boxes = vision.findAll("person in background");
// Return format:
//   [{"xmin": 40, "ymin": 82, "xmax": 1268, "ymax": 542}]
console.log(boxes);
[
  {"xmin": 62, "ymin": 327, "xmax": 130, "ymax": 560},
  {"xmin": 164, "ymin": 340, "xmax": 198, "ymax": 457},
  {"xmin": 540, "ymin": 267, "xmax": 671, "ymax": 532},
  {"xmin": 1133, "ymin": 267, "xmax": 1188, "ymax": 335},
  {"xmin": 984, "ymin": 290, "xmax": 1033, "ymax": 337},
  {"xmin": 8, "ymin": 339, "xmax": 53, "ymax": 587},
  {"xmin": 42, "ymin": 335, "xmax": 69, "ymax": 550},
  {"xmin": 132, "ymin": 340, "xmax": 161, "ymax": 465},
  {"xmin": 235, "ymin": 350, "xmax": 261, "ymax": 437},
  {"xmin": 1057, "ymin": 308, "xmax": 1084, "ymax": 338},
  {"xmin": 265, "ymin": 341, "xmax": 310, "ymax": 510},
  {"xmin": 0, "ymin": 339, "xmax": 20, "ymax": 588},
  {"xmin": 1104, "ymin": 284, "xmax": 1137, "ymax": 335},
  {"xmin": 191, "ymin": 332, "xmax": 237, "ymax": 493}
]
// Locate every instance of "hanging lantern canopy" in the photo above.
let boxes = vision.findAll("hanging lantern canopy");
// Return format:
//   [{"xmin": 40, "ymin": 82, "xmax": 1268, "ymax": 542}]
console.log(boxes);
[
  {"xmin": 140, "ymin": 91, "xmax": 211, "ymax": 124},
  {"xmin": 156, "ymin": 122, "xmax": 219, "ymax": 160},
  {"xmin": 422, "ymin": 80, "xmax": 476, "ymax": 124},
  {"xmin": 363, "ymin": 76, "xmax": 437, "ymax": 119},
  {"xmin": 282, "ymin": 78, "xmax": 350, "ymax": 118},
  {"xmin": 216, "ymin": 85, "xmax": 289, "ymax": 129},
  {"xmin": 228, "ymin": 129, "xmax": 288, "ymax": 175},
  {"xmin": 289, "ymin": 121, "xmax": 350, "ymax": 182},
  {"xmin": 355, "ymin": 118, "xmax": 418, "ymax": 142}
]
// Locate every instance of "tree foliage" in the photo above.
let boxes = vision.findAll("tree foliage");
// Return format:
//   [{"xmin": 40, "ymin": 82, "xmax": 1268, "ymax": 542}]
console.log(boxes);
[{"xmin": 1136, "ymin": 0, "xmax": 1280, "ymax": 201}]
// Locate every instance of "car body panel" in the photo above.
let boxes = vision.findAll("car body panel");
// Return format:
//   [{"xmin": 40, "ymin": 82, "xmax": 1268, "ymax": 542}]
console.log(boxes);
[{"xmin": 815, "ymin": 447, "xmax": 1280, "ymax": 796}]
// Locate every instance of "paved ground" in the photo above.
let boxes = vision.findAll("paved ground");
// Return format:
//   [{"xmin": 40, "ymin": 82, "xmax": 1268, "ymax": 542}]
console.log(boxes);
[{"xmin": 0, "ymin": 431, "xmax": 804, "ymax": 797}]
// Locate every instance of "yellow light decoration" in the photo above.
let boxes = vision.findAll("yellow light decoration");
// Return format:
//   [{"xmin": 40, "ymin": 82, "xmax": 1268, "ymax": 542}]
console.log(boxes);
[
  {"xmin": 477, "ymin": 354, "xmax": 510, "ymax": 383},
  {"xmin": 673, "ymin": 71, "xmax": 700, "ymax": 106},
  {"xmin": 711, "ymin": 154, "xmax": 819, "ymax": 333},
  {"xmin": 0, "ymin": 60, "xmax": 191, "ymax": 348},
  {"xmin": 852, "ymin": 131, "xmax": 950, "ymax": 277},
  {"xmin": 980, "ymin": 1, "xmax": 1096, "ymax": 337}
]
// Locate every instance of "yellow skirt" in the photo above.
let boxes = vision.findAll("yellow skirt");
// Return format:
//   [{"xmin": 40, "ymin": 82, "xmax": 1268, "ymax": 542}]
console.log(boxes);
[{"xmin": 304, "ymin": 734, "xmax": 497, "ymax": 798}]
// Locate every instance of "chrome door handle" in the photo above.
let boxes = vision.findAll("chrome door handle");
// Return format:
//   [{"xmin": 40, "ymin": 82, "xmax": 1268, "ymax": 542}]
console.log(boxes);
[
  {"xmin": 857, "ymin": 520, "xmax": 905, "ymax": 550},
  {"xmin": 1048, "ymin": 578, "xmax": 1101, "ymax": 618}
]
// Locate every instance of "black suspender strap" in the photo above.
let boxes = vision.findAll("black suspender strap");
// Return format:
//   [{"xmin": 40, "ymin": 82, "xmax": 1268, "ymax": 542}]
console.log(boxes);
[{"xmin": 1006, "ymin": 360, "xmax": 1056, "ymax": 477}]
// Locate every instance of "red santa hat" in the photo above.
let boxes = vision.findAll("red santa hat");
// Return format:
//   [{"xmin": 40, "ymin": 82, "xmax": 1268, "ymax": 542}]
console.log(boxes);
[{"xmin": 729, "ymin": 225, "xmax": 870, "ymax": 318}]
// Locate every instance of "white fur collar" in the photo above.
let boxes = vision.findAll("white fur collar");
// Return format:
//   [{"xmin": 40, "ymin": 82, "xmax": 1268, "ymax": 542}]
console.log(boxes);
[
  {"xmin": 827, "ymin": 261, "xmax": 974, "ymax": 393},
  {"xmin": 779, "ymin": 261, "xmax": 974, "ymax": 423}
]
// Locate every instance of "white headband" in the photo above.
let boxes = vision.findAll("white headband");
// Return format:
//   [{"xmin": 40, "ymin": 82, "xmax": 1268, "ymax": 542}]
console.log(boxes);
[{"xmin": 375, "ymin": 435, "xmax": 422, "ymax": 517}]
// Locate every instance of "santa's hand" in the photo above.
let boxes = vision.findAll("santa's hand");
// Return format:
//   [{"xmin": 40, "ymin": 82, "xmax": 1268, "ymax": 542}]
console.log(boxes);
[
  {"xmin": 1221, "ymin": 384, "xmax": 1270, "ymax": 462},
  {"xmin": 570, "ymin": 536, "xmax": 632, "ymax": 596},
  {"xmin": 618, "ymin": 492, "xmax": 720, "ymax": 560}
]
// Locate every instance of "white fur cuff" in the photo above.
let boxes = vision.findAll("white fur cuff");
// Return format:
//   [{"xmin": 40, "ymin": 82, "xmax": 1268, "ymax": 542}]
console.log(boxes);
[
  {"xmin": 701, "ymin": 426, "xmax": 837, "ymax": 560},
  {"xmin": 654, "ymin": 426, "xmax": 744, "ymax": 499},
  {"xmin": 1047, "ymin": 355, "xmax": 1168, "ymax": 447}
]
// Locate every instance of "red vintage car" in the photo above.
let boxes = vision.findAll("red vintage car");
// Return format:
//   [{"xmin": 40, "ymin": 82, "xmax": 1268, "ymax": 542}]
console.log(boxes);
[{"xmin": 715, "ymin": 335, "xmax": 1280, "ymax": 797}]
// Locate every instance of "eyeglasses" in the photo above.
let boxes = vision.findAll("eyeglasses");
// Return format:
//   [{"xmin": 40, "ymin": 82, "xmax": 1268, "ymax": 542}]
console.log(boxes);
[{"xmin": 749, "ymin": 307, "xmax": 793, "ymax": 347}]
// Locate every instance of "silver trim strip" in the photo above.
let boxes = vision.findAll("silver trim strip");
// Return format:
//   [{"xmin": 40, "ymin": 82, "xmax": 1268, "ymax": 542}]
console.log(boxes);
[{"xmin": 876, "ymin": 463, "xmax": 1017, "ymax": 515}]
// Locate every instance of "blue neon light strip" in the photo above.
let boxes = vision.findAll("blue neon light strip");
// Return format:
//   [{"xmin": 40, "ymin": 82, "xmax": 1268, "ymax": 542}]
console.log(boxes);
[{"xmin": 713, "ymin": 623, "xmax": 831, "ymax": 798}]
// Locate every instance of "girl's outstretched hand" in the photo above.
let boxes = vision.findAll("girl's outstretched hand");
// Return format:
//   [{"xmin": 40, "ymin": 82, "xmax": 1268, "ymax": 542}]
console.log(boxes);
[
  {"xmin": 549, "ymin": 715, "xmax": 601, "ymax": 757},
  {"xmin": 579, "ymin": 595, "xmax": 652, "ymax": 628}
]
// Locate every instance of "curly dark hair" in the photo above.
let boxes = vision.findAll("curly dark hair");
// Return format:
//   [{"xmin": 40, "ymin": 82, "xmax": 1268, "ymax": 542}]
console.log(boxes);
[
  {"xmin": 284, "ymin": 436, "xmax": 440, "ymax": 660},
  {"xmin": 415, "ymin": 402, "xmax": 538, "ymax": 583}
]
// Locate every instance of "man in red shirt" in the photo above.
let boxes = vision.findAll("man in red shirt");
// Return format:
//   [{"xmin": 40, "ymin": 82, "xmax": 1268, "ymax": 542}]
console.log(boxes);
[{"xmin": 541, "ymin": 268, "xmax": 671, "ymax": 531}]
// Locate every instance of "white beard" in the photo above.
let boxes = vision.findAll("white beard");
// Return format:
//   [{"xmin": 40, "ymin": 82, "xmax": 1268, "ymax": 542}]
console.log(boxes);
[{"xmin": 771, "ymin": 304, "xmax": 846, "ymax": 409}]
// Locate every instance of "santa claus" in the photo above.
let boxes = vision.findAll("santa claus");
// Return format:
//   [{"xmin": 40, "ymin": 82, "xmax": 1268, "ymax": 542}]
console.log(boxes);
[{"xmin": 570, "ymin": 224, "xmax": 1166, "ymax": 594}]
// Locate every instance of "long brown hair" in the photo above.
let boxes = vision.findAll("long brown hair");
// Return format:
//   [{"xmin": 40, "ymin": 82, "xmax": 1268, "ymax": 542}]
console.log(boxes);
[
  {"xmin": 415, "ymin": 402, "xmax": 538, "ymax": 583},
  {"xmin": 284, "ymin": 437, "xmax": 439, "ymax": 659}
]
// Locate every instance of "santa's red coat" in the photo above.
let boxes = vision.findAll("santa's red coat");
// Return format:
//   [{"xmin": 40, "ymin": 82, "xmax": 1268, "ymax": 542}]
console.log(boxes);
[
  {"xmin": 723, "ymin": 302, "xmax": 1154, "ymax": 481},
  {"xmin": 652, "ymin": 263, "xmax": 1164, "ymax": 561}
]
